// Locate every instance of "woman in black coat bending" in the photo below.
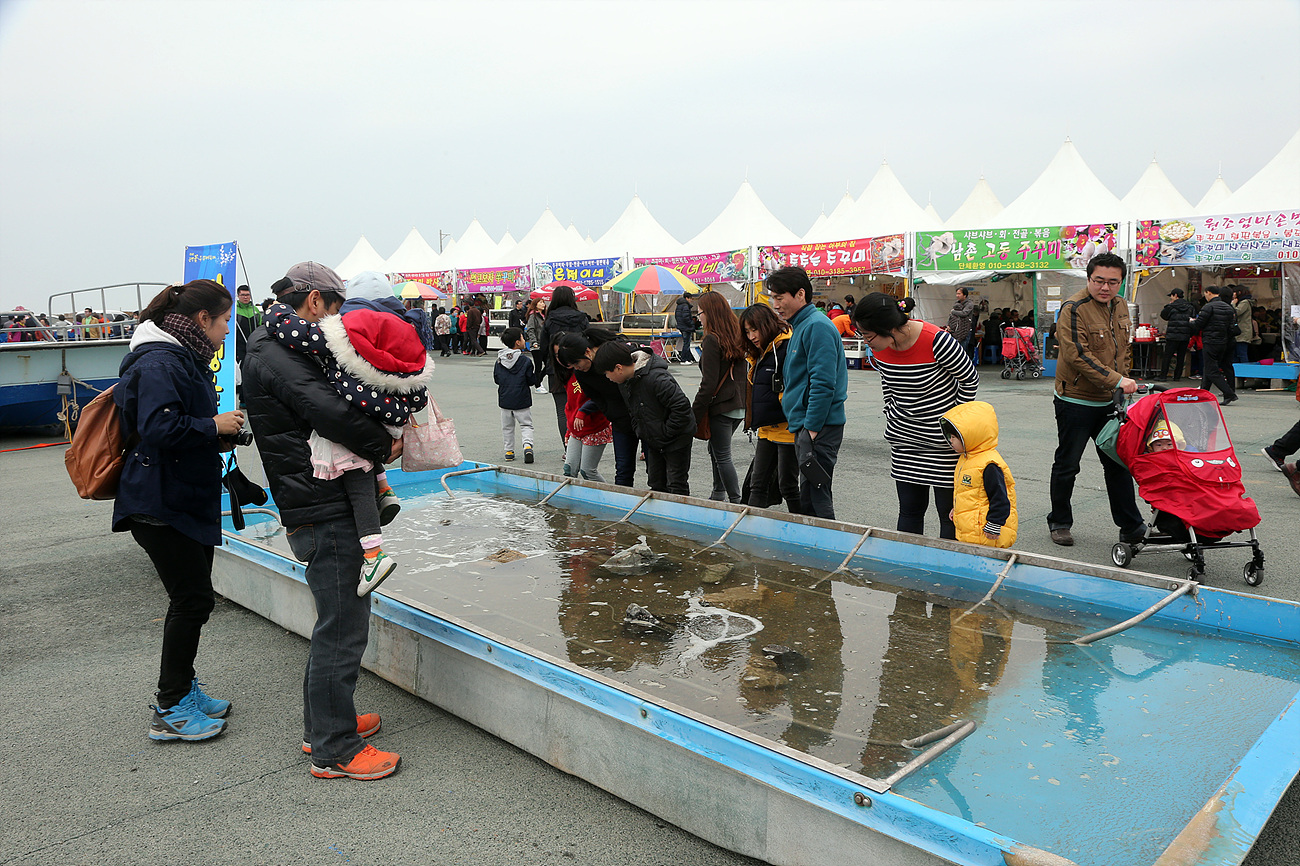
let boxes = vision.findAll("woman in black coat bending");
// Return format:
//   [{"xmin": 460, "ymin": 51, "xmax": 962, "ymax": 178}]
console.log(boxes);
[
  {"xmin": 539, "ymin": 286, "xmax": 590, "ymax": 444},
  {"xmin": 113, "ymin": 280, "xmax": 247, "ymax": 742}
]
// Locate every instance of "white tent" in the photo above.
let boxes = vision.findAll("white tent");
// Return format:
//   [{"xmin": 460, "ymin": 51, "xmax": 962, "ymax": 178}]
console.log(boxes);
[
  {"xmin": 804, "ymin": 207, "xmax": 828, "ymax": 240},
  {"xmin": 683, "ymin": 181, "xmax": 799, "ymax": 254},
  {"xmin": 946, "ymin": 176, "xmax": 1004, "ymax": 229},
  {"xmin": 1194, "ymin": 176, "xmax": 1233, "ymax": 215},
  {"xmin": 1121, "ymin": 158, "xmax": 1192, "ymax": 219},
  {"xmin": 498, "ymin": 230, "xmax": 517, "ymax": 250},
  {"xmin": 809, "ymin": 160, "xmax": 940, "ymax": 242},
  {"xmin": 590, "ymin": 194, "xmax": 684, "ymax": 258},
  {"xmin": 383, "ymin": 228, "xmax": 441, "ymax": 275},
  {"xmin": 923, "ymin": 199, "xmax": 943, "ymax": 226},
  {"xmin": 335, "ymin": 236, "xmax": 389, "ymax": 281},
  {"xmin": 436, "ymin": 219, "xmax": 500, "ymax": 270},
  {"xmin": 565, "ymin": 221, "xmax": 589, "ymax": 251},
  {"xmin": 497, "ymin": 208, "xmax": 589, "ymax": 265},
  {"xmin": 1216, "ymin": 128, "xmax": 1300, "ymax": 213},
  {"xmin": 988, "ymin": 139, "xmax": 1134, "ymax": 228}
]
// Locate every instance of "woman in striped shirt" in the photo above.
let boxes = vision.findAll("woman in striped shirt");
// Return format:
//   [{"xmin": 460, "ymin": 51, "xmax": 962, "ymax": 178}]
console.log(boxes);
[{"xmin": 853, "ymin": 293, "xmax": 978, "ymax": 539}]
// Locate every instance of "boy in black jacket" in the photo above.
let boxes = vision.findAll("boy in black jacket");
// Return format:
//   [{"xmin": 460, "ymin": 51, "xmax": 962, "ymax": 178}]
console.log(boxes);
[
  {"xmin": 592, "ymin": 341, "xmax": 693, "ymax": 495},
  {"xmin": 494, "ymin": 328, "xmax": 541, "ymax": 462}
]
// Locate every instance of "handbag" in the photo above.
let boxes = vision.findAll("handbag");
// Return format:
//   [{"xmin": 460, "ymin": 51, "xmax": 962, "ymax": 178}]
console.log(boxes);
[
  {"xmin": 64, "ymin": 385, "xmax": 135, "ymax": 500},
  {"xmin": 402, "ymin": 399, "xmax": 463, "ymax": 472}
]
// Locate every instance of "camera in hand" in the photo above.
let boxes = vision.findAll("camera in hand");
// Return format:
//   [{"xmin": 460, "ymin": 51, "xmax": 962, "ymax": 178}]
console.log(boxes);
[{"xmin": 223, "ymin": 428, "xmax": 254, "ymax": 447}]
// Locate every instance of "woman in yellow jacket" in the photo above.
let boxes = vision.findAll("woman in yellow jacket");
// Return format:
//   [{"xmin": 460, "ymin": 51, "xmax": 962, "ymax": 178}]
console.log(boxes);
[
  {"xmin": 739, "ymin": 304, "xmax": 805, "ymax": 513},
  {"xmin": 939, "ymin": 400, "xmax": 1017, "ymax": 548}
]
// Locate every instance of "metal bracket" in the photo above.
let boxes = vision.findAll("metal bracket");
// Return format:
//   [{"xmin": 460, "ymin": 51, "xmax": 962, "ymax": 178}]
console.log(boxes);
[
  {"xmin": 439, "ymin": 465, "xmax": 499, "ymax": 499},
  {"xmin": 1071, "ymin": 579, "xmax": 1196, "ymax": 646},
  {"xmin": 882, "ymin": 720, "xmax": 977, "ymax": 788},
  {"xmin": 956, "ymin": 553, "xmax": 1018, "ymax": 623},
  {"xmin": 537, "ymin": 477, "xmax": 574, "ymax": 506},
  {"xmin": 700, "ymin": 508, "xmax": 749, "ymax": 552}
]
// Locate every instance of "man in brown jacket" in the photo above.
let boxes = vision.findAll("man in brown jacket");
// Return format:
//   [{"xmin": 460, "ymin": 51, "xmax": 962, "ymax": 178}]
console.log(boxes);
[{"xmin": 1046, "ymin": 252, "xmax": 1144, "ymax": 547}]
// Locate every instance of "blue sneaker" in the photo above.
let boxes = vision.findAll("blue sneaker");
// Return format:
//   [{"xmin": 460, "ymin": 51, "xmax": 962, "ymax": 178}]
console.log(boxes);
[
  {"xmin": 149, "ymin": 693, "xmax": 226, "ymax": 741},
  {"xmin": 187, "ymin": 678, "xmax": 231, "ymax": 719}
]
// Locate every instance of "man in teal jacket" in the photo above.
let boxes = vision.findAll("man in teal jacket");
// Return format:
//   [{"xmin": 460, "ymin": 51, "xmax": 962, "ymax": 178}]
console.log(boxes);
[{"xmin": 767, "ymin": 266, "xmax": 847, "ymax": 519}]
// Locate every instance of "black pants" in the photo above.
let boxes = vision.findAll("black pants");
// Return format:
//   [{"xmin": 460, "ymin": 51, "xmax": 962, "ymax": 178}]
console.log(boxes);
[
  {"xmin": 551, "ymin": 389, "xmax": 568, "ymax": 445},
  {"xmin": 129, "ymin": 521, "xmax": 216, "ymax": 708},
  {"xmin": 1046, "ymin": 397, "xmax": 1144, "ymax": 536},
  {"xmin": 895, "ymin": 481, "xmax": 956, "ymax": 539},
  {"xmin": 1271, "ymin": 420, "xmax": 1300, "ymax": 459},
  {"xmin": 1159, "ymin": 340, "xmax": 1188, "ymax": 380},
  {"xmin": 749, "ymin": 437, "xmax": 802, "ymax": 512},
  {"xmin": 1200, "ymin": 343, "xmax": 1236, "ymax": 400},
  {"xmin": 645, "ymin": 442, "xmax": 691, "ymax": 496}
]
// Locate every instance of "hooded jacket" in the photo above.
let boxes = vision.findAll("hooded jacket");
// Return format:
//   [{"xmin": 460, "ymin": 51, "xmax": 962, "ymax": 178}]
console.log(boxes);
[
  {"xmin": 746, "ymin": 330, "xmax": 794, "ymax": 443},
  {"xmin": 1233, "ymin": 297, "xmax": 1257, "ymax": 345},
  {"xmin": 1054, "ymin": 286, "xmax": 1132, "ymax": 402},
  {"xmin": 619, "ymin": 351, "xmax": 693, "ymax": 450},
  {"xmin": 675, "ymin": 297, "xmax": 695, "ymax": 332},
  {"xmin": 1189, "ymin": 297, "xmax": 1236, "ymax": 349},
  {"xmin": 573, "ymin": 365, "xmax": 634, "ymax": 435},
  {"xmin": 1159, "ymin": 298, "xmax": 1196, "ymax": 342},
  {"xmin": 564, "ymin": 374, "xmax": 611, "ymax": 441},
  {"xmin": 780, "ymin": 302, "xmax": 848, "ymax": 433},
  {"xmin": 494, "ymin": 347, "xmax": 540, "ymax": 410},
  {"xmin": 946, "ymin": 297, "xmax": 977, "ymax": 343},
  {"xmin": 540, "ymin": 305, "xmax": 590, "ymax": 394},
  {"xmin": 941, "ymin": 400, "xmax": 1016, "ymax": 548},
  {"xmin": 112, "ymin": 321, "xmax": 222, "ymax": 545}
]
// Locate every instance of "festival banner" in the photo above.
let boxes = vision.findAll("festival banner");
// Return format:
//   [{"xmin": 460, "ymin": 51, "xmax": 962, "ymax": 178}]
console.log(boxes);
[
  {"xmin": 756, "ymin": 235, "xmax": 905, "ymax": 279},
  {"xmin": 183, "ymin": 241, "xmax": 238, "ymax": 414},
  {"xmin": 534, "ymin": 257, "xmax": 624, "ymax": 287},
  {"xmin": 1135, "ymin": 211, "xmax": 1300, "ymax": 268},
  {"xmin": 915, "ymin": 225, "xmax": 1118, "ymax": 272},
  {"xmin": 455, "ymin": 265, "xmax": 531, "ymax": 294},
  {"xmin": 395, "ymin": 270, "xmax": 455, "ymax": 294},
  {"xmin": 634, "ymin": 248, "xmax": 749, "ymax": 285}
]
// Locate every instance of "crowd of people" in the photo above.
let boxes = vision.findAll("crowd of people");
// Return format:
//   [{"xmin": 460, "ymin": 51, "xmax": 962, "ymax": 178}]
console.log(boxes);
[{"xmin": 2, "ymin": 308, "xmax": 136, "ymax": 341}]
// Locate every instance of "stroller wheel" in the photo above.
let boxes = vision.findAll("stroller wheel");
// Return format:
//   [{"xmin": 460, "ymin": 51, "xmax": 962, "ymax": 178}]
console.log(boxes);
[
  {"xmin": 1187, "ymin": 566, "xmax": 1205, "ymax": 581},
  {"xmin": 1111, "ymin": 542, "xmax": 1133, "ymax": 568},
  {"xmin": 1243, "ymin": 563, "xmax": 1265, "ymax": 587},
  {"xmin": 1182, "ymin": 550, "xmax": 1196, "ymax": 562},
  {"xmin": 1032, "ymin": 369, "xmax": 1042, "ymax": 379},
  {"xmin": 1016, "ymin": 370, "xmax": 1026, "ymax": 380},
  {"xmin": 1000, "ymin": 368, "xmax": 1011, "ymax": 380}
]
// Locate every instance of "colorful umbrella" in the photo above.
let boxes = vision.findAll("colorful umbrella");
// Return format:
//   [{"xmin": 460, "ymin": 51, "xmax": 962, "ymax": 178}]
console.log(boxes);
[
  {"xmin": 394, "ymin": 280, "xmax": 447, "ymax": 301},
  {"xmin": 603, "ymin": 265, "xmax": 699, "ymax": 295},
  {"xmin": 531, "ymin": 280, "xmax": 599, "ymax": 302}
]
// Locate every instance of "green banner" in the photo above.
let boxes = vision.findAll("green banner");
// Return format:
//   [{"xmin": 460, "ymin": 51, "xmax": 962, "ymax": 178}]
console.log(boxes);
[{"xmin": 916, "ymin": 224, "xmax": 1119, "ymax": 272}]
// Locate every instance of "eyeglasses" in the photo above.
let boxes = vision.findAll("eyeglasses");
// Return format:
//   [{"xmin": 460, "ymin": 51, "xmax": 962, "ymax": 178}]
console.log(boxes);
[{"xmin": 1089, "ymin": 277, "xmax": 1122, "ymax": 289}]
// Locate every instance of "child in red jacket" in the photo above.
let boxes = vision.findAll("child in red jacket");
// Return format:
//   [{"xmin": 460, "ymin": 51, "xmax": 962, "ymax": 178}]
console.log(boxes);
[{"xmin": 563, "ymin": 370, "xmax": 611, "ymax": 483}]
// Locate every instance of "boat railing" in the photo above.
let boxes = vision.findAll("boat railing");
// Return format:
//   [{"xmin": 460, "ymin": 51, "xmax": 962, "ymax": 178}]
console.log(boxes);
[{"xmin": 46, "ymin": 282, "xmax": 168, "ymax": 321}]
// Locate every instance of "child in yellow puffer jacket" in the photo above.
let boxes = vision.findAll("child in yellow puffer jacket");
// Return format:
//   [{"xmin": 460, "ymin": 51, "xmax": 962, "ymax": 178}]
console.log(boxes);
[{"xmin": 939, "ymin": 401, "xmax": 1017, "ymax": 548}]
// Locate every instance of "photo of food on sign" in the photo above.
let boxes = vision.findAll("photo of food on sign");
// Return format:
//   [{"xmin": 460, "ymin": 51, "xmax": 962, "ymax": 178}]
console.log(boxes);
[{"xmin": 1058, "ymin": 224, "xmax": 1118, "ymax": 269}]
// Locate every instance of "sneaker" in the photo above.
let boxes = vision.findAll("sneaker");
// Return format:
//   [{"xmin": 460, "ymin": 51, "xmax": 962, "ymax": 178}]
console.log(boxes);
[
  {"xmin": 524, "ymin": 446, "xmax": 534, "ymax": 464},
  {"xmin": 1050, "ymin": 528, "xmax": 1074, "ymax": 547},
  {"xmin": 149, "ymin": 693, "xmax": 226, "ymax": 741},
  {"xmin": 358, "ymin": 553, "xmax": 396, "ymax": 597},
  {"xmin": 504, "ymin": 450, "xmax": 516, "ymax": 461},
  {"xmin": 302, "ymin": 712, "xmax": 381, "ymax": 754},
  {"xmin": 311, "ymin": 743, "xmax": 400, "ymax": 780},
  {"xmin": 186, "ymin": 678, "xmax": 230, "ymax": 719},
  {"xmin": 1261, "ymin": 447, "xmax": 1285, "ymax": 472},
  {"xmin": 378, "ymin": 490, "xmax": 401, "ymax": 526}
]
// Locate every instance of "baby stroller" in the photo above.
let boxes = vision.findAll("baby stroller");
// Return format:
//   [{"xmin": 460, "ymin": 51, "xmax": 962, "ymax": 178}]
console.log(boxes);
[
  {"xmin": 999, "ymin": 325, "xmax": 1042, "ymax": 380},
  {"xmin": 1109, "ymin": 387, "xmax": 1265, "ymax": 585}
]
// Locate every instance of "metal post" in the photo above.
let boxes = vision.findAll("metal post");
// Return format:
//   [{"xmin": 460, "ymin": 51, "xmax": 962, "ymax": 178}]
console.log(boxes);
[
  {"xmin": 883, "ymin": 720, "xmax": 977, "ymax": 788},
  {"xmin": 955, "ymin": 553, "xmax": 1018, "ymax": 623},
  {"xmin": 700, "ymin": 508, "xmax": 750, "ymax": 552},
  {"xmin": 1071, "ymin": 579, "xmax": 1196, "ymax": 646},
  {"xmin": 439, "ymin": 465, "xmax": 499, "ymax": 498},
  {"xmin": 537, "ymin": 477, "xmax": 573, "ymax": 506},
  {"xmin": 595, "ymin": 491, "xmax": 655, "ymax": 532}
]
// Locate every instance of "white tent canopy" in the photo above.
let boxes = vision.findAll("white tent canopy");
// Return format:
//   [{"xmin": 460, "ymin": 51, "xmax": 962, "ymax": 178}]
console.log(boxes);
[
  {"xmin": 804, "ymin": 207, "xmax": 828, "ymax": 239},
  {"xmin": 946, "ymin": 176, "xmax": 1004, "ymax": 229},
  {"xmin": 810, "ymin": 160, "xmax": 940, "ymax": 242},
  {"xmin": 436, "ymin": 219, "xmax": 500, "ymax": 270},
  {"xmin": 1194, "ymin": 176, "xmax": 1233, "ymax": 215},
  {"xmin": 684, "ymin": 181, "xmax": 799, "ymax": 254},
  {"xmin": 335, "ymin": 236, "xmax": 388, "ymax": 281},
  {"xmin": 383, "ymin": 228, "xmax": 441, "ymax": 275},
  {"xmin": 1121, "ymin": 158, "xmax": 1192, "ymax": 219},
  {"xmin": 590, "ymin": 194, "xmax": 684, "ymax": 258},
  {"xmin": 565, "ymin": 221, "xmax": 588, "ymax": 251},
  {"xmin": 989, "ymin": 139, "xmax": 1135, "ymax": 228},
  {"xmin": 497, "ymin": 208, "xmax": 589, "ymax": 266},
  {"xmin": 1217, "ymin": 128, "xmax": 1300, "ymax": 213},
  {"xmin": 923, "ymin": 200, "xmax": 943, "ymax": 226},
  {"xmin": 498, "ymin": 230, "xmax": 517, "ymax": 250},
  {"xmin": 803, "ymin": 191, "xmax": 855, "ymax": 241}
]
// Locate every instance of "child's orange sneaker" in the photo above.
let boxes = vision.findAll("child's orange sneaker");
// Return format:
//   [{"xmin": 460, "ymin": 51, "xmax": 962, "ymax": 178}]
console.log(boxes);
[{"xmin": 310, "ymin": 743, "xmax": 400, "ymax": 780}]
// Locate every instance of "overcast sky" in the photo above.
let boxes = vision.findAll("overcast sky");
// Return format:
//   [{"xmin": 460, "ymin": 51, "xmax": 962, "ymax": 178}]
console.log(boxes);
[{"xmin": 2, "ymin": 0, "xmax": 1297, "ymax": 310}]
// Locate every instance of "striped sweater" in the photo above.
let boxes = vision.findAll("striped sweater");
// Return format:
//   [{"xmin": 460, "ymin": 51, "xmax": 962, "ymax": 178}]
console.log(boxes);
[{"xmin": 871, "ymin": 321, "xmax": 979, "ymax": 486}]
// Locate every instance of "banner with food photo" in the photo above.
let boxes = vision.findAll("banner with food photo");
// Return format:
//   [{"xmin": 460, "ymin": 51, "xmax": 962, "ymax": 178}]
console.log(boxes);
[
  {"xmin": 534, "ymin": 257, "xmax": 624, "ymax": 288},
  {"xmin": 756, "ymin": 235, "xmax": 904, "ymax": 279},
  {"xmin": 395, "ymin": 270, "xmax": 455, "ymax": 294},
  {"xmin": 634, "ymin": 249, "xmax": 749, "ymax": 285},
  {"xmin": 916, "ymin": 224, "xmax": 1118, "ymax": 272},
  {"xmin": 456, "ymin": 265, "xmax": 531, "ymax": 294},
  {"xmin": 1134, "ymin": 211, "xmax": 1300, "ymax": 268}
]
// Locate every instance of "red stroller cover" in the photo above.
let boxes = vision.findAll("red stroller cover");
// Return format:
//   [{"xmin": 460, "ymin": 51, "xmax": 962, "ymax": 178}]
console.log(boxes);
[
  {"xmin": 1000, "ymin": 327, "xmax": 1037, "ymax": 358},
  {"xmin": 1116, "ymin": 388, "xmax": 1259, "ymax": 538}
]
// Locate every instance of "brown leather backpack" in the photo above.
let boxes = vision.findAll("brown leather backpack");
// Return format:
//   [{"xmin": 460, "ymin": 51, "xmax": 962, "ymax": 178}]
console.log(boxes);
[{"xmin": 64, "ymin": 385, "xmax": 133, "ymax": 500}]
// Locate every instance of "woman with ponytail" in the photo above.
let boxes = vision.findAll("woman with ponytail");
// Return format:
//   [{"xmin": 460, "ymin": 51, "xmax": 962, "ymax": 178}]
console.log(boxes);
[
  {"xmin": 113, "ymin": 280, "xmax": 246, "ymax": 743},
  {"xmin": 852, "ymin": 292, "xmax": 978, "ymax": 539}
]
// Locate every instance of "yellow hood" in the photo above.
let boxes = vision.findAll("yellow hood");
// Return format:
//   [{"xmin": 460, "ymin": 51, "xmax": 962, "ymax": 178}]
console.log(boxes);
[{"xmin": 941, "ymin": 400, "xmax": 999, "ymax": 455}]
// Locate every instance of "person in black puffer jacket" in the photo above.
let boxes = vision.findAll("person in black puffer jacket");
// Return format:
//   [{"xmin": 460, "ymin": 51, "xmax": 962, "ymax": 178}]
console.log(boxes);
[
  {"xmin": 1189, "ymin": 284, "xmax": 1238, "ymax": 405},
  {"xmin": 674, "ymin": 294, "xmax": 696, "ymax": 364},
  {"xmin": 739, "ymin": 303, "xmax": 803, "ymax": 512},
  {"xmin": 1158, "ymin": 288, "xmax": 1196, "ymax": 381},
  {"xmin": 539, "ymin": 286, "xmax": 590, "ymax": 443},
  {"xmin": 557, "ymin": 328, "xmax": 639, "ymax": 487}
]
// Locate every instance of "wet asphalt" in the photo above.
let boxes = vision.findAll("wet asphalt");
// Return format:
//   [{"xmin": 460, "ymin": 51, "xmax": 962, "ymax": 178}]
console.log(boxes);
[{"xmin": 1, "ymin": 355, "xmax": 1296, "ymax": 865}]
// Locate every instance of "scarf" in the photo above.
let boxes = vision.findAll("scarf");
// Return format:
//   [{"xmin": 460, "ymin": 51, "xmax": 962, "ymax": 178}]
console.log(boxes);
[{"xmin": 161, "ymin": 312, "xmax": 217, "ymax": 364}]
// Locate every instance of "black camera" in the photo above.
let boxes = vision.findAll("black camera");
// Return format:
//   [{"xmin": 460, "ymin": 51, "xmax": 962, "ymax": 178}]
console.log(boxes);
[{"xmin": 223, "ymin": 428, "xmax": 254, "ymax": 447}]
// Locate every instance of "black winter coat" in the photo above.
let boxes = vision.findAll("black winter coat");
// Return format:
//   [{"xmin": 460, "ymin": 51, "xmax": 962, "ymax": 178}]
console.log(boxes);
[
  {"xmin": 748, "ymin": 338, "xmax": 791, "ymax": 430},
  {"xmin": 619, "ymin": 352, "xmax": 693, "ymax": 450},
  {"xmin": 242, "ymin": 327, "xmax": 393, "ymax": 529},
  {"xmin": 574, "ymin": 366, "xmax": 634, "ymax": 435},
  {"xmin": 1190, "ymin": 298, "xmax": 1236, "ymax": 349},
  {"xmin": 494, "ymin": 349, "xmax": 540, "ymax": 410},
  {"xmin": 675, "ymin": 298, "xmax": 695, "ymax": 332},
  {"xmin": 1159, "ymin": 299, "xmax": 1196, "ymax": 342},
  {"xmin": 112, "ymin": 339, "xmax": 222, "ymax": 545},
  {"xmin": 540, "ymin": 306, "xmax": 590, "ymax": 394}
]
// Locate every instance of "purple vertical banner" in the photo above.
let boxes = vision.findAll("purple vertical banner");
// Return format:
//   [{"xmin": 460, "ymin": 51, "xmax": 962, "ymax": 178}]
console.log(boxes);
[{"xmin": 183, "ymin": 241, "xmax": 239, "ymax": 414}]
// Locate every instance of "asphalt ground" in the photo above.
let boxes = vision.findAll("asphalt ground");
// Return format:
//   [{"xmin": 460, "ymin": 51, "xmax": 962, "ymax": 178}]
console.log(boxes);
[{"xmin": 2, "ymin": 354, "xmax": 1296, "ymax": 866}]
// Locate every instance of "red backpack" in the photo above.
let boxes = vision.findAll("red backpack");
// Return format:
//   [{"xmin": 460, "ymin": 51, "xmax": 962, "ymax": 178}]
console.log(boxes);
[{"xmin": 64, "ymin": 385, "xmax": 133, "ymax": 500}]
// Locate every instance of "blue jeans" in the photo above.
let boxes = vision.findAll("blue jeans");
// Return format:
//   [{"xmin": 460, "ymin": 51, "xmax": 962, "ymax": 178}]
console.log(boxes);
[
  {"xmin": 1046, "ymin": 398, "xmax": 1144, "ymax": 537},
  {"xmin": 707, "ymin": 415, "xmax": 742, "ymax": 503},
  {"xmin": 611, "ymin": 428, "xmax": 638, "ymax": 487},
  {"xmin": 794, "ymin": 425, "xmax": 843, "ymax": 520},
  {"xmin": 287, "ymin": 518, "xmax": 370, "ymax": 765}
]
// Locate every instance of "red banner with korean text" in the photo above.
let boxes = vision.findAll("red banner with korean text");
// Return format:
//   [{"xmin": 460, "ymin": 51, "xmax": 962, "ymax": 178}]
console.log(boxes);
[
  {"xmin": 756, "ymin": 235, "xmax": 905, "ymax": 279},
  {"xmin": 634, "ymin": 248, "xmax": 749, "ymax": 285}
]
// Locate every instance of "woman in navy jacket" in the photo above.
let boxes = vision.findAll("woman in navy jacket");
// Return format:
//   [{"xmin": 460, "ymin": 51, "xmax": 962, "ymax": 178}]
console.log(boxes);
[{"xmin": 113, "ymin": 280, "xmax": 247, "ymax": 743}]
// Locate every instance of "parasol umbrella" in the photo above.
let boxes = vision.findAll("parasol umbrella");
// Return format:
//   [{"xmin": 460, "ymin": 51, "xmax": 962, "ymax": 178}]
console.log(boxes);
[
  {"xmin": 603, "ymin": 265, "xmax": 699, "ymax": 295},
  {"xmin": 531, "ymin": 280, "xmax": 598, "ymax": 302},
  {"xmin": 394, "ymin": 280, "xmax": 447, "ymax": 301}
]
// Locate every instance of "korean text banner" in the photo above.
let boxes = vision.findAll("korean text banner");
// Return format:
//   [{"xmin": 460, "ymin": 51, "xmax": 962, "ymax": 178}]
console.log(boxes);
[
  {"xmin": 1135, "ymin": 211, "xmax": 1300, "ymax": 268},
  {"xmin": 183, "ymin": 241, "xmax": 238, "ymax": 414},
  {"xmin": 916, "ymin": 225, "xmax": 1118, "ymax": 272},
  {"xmin": 534, "ymin": 257, "xmax": 624, "ymax": 287},
  {"xmin": 396, "ymin": 270, "xmax": 455, "ymax": 294},
  {"xmin": 634, "ymin": 249, "xmax": 749, "ymax": 285},
  {"xmin": 456, "ymin": 265, "xmax": 530, "ymax": 294},
  {"xmin": 756, "ymin": 235, "xmax": 904, "ymax": 279}
]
